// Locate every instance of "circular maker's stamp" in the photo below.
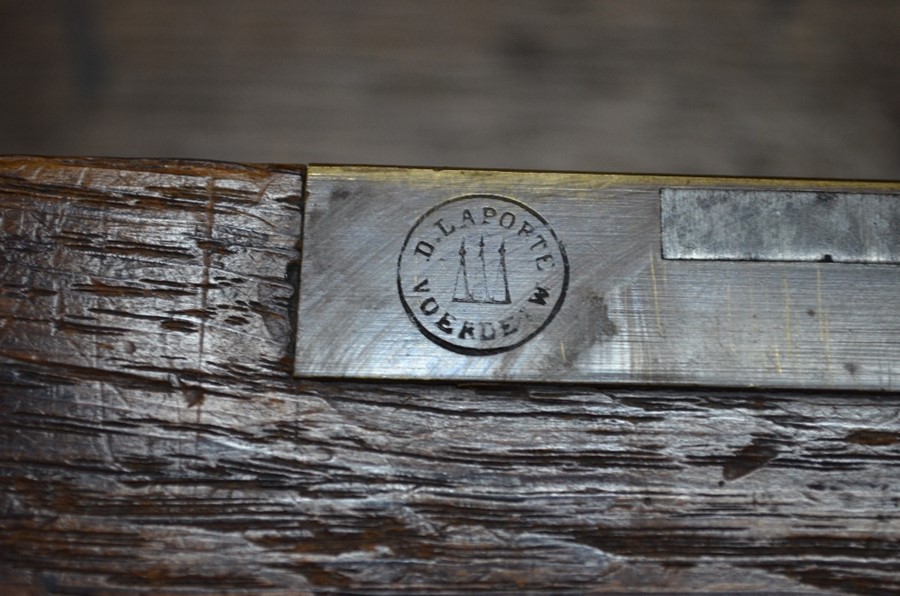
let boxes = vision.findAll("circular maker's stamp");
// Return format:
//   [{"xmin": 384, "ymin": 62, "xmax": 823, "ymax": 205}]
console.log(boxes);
[{"xmin": 398, "ymin": 194, "xmax": 568, "ymax": 355}]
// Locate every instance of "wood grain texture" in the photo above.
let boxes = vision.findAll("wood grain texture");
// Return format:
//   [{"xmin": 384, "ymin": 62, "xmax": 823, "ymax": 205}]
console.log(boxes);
[
  {"xmin": 2, "ymin": 157, "xmax": 900, "ymax": 594},
  {"xmin": 2, "ymin": 1, "xmax": 899, "ymax": 178}
]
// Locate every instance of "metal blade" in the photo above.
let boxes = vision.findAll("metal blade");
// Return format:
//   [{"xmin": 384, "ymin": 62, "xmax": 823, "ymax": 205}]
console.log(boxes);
[{"xmin": 295, "ymin": 166, "xmax": 900, "ymax": 390}]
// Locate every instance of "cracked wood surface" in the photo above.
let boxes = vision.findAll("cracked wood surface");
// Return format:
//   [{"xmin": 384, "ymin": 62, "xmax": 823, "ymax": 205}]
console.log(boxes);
[{"xmin": 1, "ymin": 157, "xmax": 899, "ymax": 594}]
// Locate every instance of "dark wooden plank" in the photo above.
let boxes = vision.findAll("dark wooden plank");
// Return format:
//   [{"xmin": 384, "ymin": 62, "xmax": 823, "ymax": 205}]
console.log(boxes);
[
  {"xmin": 2, "ymin": 157, "xmax": 899, "ymax": 594},
  {"xmin": 2, "ymin": 2, "xmax": 900, "ymax": 179}
]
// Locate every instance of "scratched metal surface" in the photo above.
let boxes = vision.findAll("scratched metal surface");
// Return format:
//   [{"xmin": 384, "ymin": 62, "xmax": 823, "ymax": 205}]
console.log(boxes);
[
  {"xmin": 296, "ymin": 166, "xmax": 900, "ymax": 389},
  {"xmin": 662, "ymin": 188, "xmax": 900, "ymax": 264}
]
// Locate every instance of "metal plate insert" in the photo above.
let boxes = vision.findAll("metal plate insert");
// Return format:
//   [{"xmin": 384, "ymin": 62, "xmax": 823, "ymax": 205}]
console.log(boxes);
[
  {"xmin": 295, "ymin": 166, "xmax": 900, "ymax": 390},
  {"xmin": 662, "ymin": 188, "xmax": 900, "ymax": 263}
]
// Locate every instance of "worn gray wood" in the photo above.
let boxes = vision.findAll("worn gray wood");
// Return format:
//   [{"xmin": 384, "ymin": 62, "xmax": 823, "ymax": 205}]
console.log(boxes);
[
  {"xmin": 1, "ymin": 157, "xmax": 899, "ymax": 593},
  {"xmin": 2, "ymin": 1, "xmax": 899, "ymax": 179}
]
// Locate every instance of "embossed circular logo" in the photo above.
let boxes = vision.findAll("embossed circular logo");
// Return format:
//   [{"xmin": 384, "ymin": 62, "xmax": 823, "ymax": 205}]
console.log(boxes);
[{"xmin": 398, "ymin": 194, "xmax": 568, "ymax": 354}]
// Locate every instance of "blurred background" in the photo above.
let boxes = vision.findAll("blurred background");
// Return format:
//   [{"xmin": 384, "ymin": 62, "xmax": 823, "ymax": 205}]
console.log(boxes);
[{"xmin": 1, "ymin": 0, "xmax": 898, "ymax": 178}]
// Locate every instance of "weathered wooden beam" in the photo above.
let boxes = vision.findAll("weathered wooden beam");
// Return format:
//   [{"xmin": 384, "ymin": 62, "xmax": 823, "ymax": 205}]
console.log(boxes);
[{"xmin": 1, "ymin": 157, "xmax": 898, "ymax": 594}]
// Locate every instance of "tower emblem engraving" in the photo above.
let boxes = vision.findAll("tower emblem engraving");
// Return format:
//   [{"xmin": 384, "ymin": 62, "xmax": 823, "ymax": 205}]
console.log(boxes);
[
  {"xmin": 398, "ymin": 194, "xmax": 569, "ymax": 355},
  {"xmin": 452, "ymin": 236, "xmax": 511, "ymax": 305}
]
